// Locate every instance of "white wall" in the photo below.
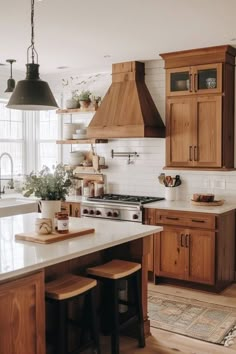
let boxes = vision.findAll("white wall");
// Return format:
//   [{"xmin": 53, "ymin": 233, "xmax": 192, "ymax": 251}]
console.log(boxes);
[{"xmin": 45, "ymin": 60, "xmax": 236, "ymax": 202}]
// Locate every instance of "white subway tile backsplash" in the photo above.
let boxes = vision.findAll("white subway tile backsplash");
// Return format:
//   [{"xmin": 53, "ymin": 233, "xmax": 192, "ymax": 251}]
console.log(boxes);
[{"xmin": 46, "ymin": 59, "xmax": 236, "ymax": 201}]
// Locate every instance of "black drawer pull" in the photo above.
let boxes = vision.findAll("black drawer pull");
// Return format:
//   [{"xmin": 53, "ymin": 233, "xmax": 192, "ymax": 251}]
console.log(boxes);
[
  {"xmin": 181, "ymin": 233, "xmax": 185, "ymax": 247},
  {"xmin": 166, "ymin": 217, "xmax": 179, "ymax": 221},
  {"xmin": 191, "ymin": 219, "xmax": 205, "ymax": 223}
]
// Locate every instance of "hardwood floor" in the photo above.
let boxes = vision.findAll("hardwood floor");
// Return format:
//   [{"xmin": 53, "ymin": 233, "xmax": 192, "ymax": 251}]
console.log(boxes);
[{"xmin": 98, "ymin": 282, "xmax": 236, "ymax": 353}]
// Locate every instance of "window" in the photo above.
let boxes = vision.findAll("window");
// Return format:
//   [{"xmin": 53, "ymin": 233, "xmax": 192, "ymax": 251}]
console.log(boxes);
[
  {"xmin": 0, "ymin": 101, "xmax": 24, "ymax": 176},
  {"xmin": 37, "ymin": 110, "xmax": 60, "ymax": 170}
]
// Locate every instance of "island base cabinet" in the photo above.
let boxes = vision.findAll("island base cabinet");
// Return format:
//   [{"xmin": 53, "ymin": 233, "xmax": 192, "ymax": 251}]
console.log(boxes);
[
  {"xmin": 155, "ymin": 227, "xmax": 215, "ymax": 284},
  {"xmin": 0, "ymin": 271, "xmax": 45, "ymax": 354}
]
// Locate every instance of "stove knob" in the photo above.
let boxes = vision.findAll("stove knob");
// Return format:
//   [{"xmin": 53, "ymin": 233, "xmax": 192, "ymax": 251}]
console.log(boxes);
[
  {"xmin": 106, "ymin": 211, "xmax": 112, "ymax": 217},
  {"xmin": 83, "ymin": 209, "xmax": 89, "ymax": 214},
  {"xmin": 89, "ymin": 209, "xmax": 94, "ymax": 215},
  {"xmin": 113, "ymin": 210, "xmax": 119, "ymax": 218},
  {"xmin": 133, "ymin": 214, "xmax": 139, "ymax": 220},
  {"xmin": 96, "ymin": 210, "xmax": 101, "ymax": 216}
]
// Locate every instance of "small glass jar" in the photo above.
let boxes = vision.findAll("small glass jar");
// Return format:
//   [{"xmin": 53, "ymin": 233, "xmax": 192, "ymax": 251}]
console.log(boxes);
[{"xmin": 57, "ymin": 213, "xmax": 69, "ymax": 234}]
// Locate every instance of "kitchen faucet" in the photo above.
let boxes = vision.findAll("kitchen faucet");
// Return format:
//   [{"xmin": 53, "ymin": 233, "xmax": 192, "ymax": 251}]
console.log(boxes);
[{"xmin": 0, "ymin": 152, "xmax": 14, "ymax": 198}]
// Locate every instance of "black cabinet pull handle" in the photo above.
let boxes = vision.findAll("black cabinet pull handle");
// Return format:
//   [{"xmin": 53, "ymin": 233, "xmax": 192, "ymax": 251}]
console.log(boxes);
[
  {"xmin": 166, "ymin": 217, "xmax": 179, "ymax": 220},
  {"xmin": 189, "ymin": 146, "xmax": 192, "ymax": 161},
  {"xmin": 181, "ymin": 233, "xmax": 185, "ymax": 247},
  {"xmin": 194, "ymin": 146, "xmax": 198, "ymax": 161},
  {"xmin": 191, "ymin": 219, "xmax": 205, "ymax": 223}
]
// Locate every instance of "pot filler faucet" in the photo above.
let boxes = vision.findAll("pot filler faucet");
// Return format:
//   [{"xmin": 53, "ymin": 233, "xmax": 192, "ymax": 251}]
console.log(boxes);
[{"xmin": 0, "ymin": 152, "xmax": 14, "ymax": 198}]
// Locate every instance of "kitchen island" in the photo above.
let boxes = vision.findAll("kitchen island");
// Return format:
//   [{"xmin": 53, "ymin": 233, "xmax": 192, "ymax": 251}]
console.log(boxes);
[{"xmin": 0, "ymin": 212, "xmax": 162, "ymax": 354}]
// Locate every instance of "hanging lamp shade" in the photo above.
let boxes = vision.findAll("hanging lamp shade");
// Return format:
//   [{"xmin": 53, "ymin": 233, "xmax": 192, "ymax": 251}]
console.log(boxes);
[
  {"xmin": 5, "ymin": 78, "xmax": 15, "ymax": 93},
  {"xmin": 5, "ymin": 59, "xmax": 16, "ymax": 93},
  {"xmin": 7, "ymin": 64, "xmax": 58, "ymax": 110},
  {"xmin": 6, "ymin": 0, "xmax": 58, "ymax": 111}
]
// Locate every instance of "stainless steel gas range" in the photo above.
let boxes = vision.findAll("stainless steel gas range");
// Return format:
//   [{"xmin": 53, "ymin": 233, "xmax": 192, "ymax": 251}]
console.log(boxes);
[{"xmin": 81, "ymin": 194, "xmax": 164, "ymax": 223}]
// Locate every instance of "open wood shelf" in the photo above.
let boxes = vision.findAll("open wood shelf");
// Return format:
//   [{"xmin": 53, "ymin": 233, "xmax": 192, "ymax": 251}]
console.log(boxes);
[
  {"xmin": 56, "ymin": 139, "xmax": 108, "ymax": 144},
  {"xmin": 56, "ymin": 107, "xmax": 97, "ymax": 114},
  {"xmin": 73, "ymin": 165, "xmax": 108, "ymax": 173},
  {"xmin": 65, "ymin": 165, "xmax": 108, "ymax": 172}
]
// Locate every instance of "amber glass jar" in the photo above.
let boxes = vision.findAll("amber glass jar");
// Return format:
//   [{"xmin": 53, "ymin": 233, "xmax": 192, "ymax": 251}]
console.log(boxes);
[{"xmin": 57, "ymin": 213, "xmax": 69, "ymax": 234}]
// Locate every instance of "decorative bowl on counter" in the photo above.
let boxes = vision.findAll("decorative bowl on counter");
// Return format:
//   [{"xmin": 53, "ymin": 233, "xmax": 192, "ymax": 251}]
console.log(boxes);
[{"xmin": 192, "ymin": 193, "xmax": 215, "ymax": 202}]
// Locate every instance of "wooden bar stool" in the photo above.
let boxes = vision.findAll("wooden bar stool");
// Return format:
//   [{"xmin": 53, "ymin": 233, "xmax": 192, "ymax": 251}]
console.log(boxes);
[
  {"xmin": 45, "ymin": 273, "xmax": 100, "ymax": 354},
  {"xmin": 87, "ymin": 259, "xmax": 145, "ymax": 354}
]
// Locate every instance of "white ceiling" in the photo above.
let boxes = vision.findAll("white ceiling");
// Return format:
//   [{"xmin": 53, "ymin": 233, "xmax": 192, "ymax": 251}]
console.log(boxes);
[{"xmin": 1, "ymin": 0, "xmax": 236, "ymax": 74}]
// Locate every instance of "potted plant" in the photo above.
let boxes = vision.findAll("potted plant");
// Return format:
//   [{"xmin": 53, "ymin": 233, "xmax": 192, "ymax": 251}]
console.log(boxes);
[
  {"xmin": 23, "ymin": 164, "xmax": 72, "ymax": 221},
  {"xmin": 78, "ymin": 90, "xmax": 92, "ymax": 108}
]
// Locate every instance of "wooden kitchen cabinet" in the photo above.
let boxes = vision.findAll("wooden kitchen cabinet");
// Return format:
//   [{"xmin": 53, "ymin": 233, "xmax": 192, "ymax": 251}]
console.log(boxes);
[
  {"xmin": 156, "ymin": 226, "xmax": 215, "ymax": 284},
  {"xmin": 166, "ymin": 95, "xmax": 222, "ymax": 167},
  {"xmin": 144, "ymin": 208, "xmax": 235, "ymax": 291},
  {"xmin": 0, "ymin": 271, "xmax": 45, "ymax": 354},
  {"xmin": 160, "ymin": 45, "xmax": 236, "ymax": 169},
  {"xmin": 61, "ymin": 201, "xmax": 81, "ymax": 217}
]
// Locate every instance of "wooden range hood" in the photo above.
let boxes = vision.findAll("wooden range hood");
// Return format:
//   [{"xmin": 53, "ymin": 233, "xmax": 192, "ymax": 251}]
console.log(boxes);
[{"xmin": 87, "ymin": 61, "xmax": 165, "ymax": 138}]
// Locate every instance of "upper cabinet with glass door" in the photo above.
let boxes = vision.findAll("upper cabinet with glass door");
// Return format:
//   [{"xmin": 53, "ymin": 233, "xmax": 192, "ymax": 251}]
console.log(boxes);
[
  {"xmin": 160, "ymin": 45, "xmax": 236, "ymax": 170},
  {"xmin": 160, "ymin": 46, "xmax": 236, "ymax": 97},
  {"xmin": 166, "ymin": 63, "xmax": 222, "ymax": 96}
]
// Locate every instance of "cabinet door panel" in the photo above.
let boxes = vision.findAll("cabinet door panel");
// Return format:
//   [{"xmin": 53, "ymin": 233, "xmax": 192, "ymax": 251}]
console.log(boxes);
[
  {"xmin": 155, "ymin": 227, "xmax": 186, "ymax": 279},
  {"xmin": 193, "ymin": 63, "xmax": 222, "ymax": 94},
  {"xmin": 194, "ymin": 95, "xmax": 222, "ymax": 167},
  {"xmin": 166, "ymin": 67, "xmax": 191, "ymax": 96},
  {"xmin": 71, "ymin": 203, "xmax": 80, "ymax": 217},
  {"xmin": 187, "ymin": 230, "xmax": 215, "ymax": 284},
  {"xmin": 0, "ymin": 271, "xmax": 45, "ymax": 354},
  {"xmin": 166, "ymin": 97, "xmax": 195, "ymax": 166}
]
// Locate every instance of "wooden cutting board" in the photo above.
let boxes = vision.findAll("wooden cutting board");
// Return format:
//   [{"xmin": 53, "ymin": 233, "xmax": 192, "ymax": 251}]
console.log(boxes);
[
  {"xmin": 15, "ymin": 228, "xmax": 95, "ymax": 244},
  {"xmin": 191, "ymin": 200, "xmax": 224, "ymax": 206}
]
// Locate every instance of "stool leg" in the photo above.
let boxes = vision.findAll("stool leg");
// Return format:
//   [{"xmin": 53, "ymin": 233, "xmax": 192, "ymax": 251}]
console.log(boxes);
[
  {"xmin": 88, "ymin": 288, "xmax": 101, "ymax": 354},
  {"xmin": 57, "ymin": 300, "xmax": 68, "ymax": 354},
  {"xmin": 80, "ymin": 293, "xmax": 89, "ymax": 348},
  {"xmin": 134, "ymin": 270, "xmax": 145, "ymax": 348},
  {"xmin": 111, "ymin": 280, "xmax": 120, "ymax": 354}
]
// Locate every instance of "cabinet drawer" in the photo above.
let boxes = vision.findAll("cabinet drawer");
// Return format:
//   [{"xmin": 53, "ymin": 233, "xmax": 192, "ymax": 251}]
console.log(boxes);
[{"xmin": 155, "ymin": 210, "xmax": 216, "ymax": 229}]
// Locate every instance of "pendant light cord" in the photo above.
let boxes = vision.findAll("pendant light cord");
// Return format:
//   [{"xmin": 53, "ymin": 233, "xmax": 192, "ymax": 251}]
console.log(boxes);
[
  {"xmin": 10, "ymin": 62, "xmax": 12, "ymax": 78},
  {"xmin": 27, "ymin": 0, "xmax": 38, "ymax": 64}
]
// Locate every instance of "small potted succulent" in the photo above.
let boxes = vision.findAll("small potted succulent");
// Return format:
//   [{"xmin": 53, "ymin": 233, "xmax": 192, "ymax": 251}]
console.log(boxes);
[{"xmin": 78, "ymin": 90, "xmax": 92, "ymax": 108}]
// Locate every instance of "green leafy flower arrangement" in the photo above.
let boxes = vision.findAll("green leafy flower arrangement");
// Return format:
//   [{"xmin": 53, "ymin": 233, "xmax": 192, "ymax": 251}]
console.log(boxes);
[{"xmin": 23, "ymin": 164, "xmax": 72, "ymax": 201}]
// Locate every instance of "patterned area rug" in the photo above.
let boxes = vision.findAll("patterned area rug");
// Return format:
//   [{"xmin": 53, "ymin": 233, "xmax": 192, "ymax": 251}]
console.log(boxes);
[{"xmin": 148, "ymin": 290, "xmax": 236, "ymax": 346}]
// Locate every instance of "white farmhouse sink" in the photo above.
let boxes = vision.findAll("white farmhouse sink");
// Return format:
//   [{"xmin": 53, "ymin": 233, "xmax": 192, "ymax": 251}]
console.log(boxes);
[{"xmin": 0, "ymin": 197, "xmax": 38, "ymax": 217}]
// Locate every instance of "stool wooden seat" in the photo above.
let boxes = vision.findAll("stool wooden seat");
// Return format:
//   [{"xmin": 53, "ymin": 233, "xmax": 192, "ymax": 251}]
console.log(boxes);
[
  {"xmin": 87, "ymin": 259, "xmax": 145, "ymax": 354},
  {"xmin": 87, "ymin": 259, "xmax": 141, "ymax": 279},
  {"xmin": 45, "ymin": 273, "xmax": 97, "ymax": 300},
  {"xmin": 45, "ymin": 273, "xmax": 100, "ymax": 354}
]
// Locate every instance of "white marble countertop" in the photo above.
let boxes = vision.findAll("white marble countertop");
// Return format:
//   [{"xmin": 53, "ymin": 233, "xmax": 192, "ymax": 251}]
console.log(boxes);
[
  {"xmin": 144, "ymin": 200, "xmax": 236, "ymax": 214},
  {"xmin": 0, "ymin": 213, "xmax": 162, "ymax": 282}
]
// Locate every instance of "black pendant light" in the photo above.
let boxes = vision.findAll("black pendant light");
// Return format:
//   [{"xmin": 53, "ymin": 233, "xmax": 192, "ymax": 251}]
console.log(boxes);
[
  {"xmin": 7, "ymin": 0, "xmax": 58, "ymax": 111},
  {"xmin": 5, "ymin": 59, "xmax": 16, "ymax": 93}
]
